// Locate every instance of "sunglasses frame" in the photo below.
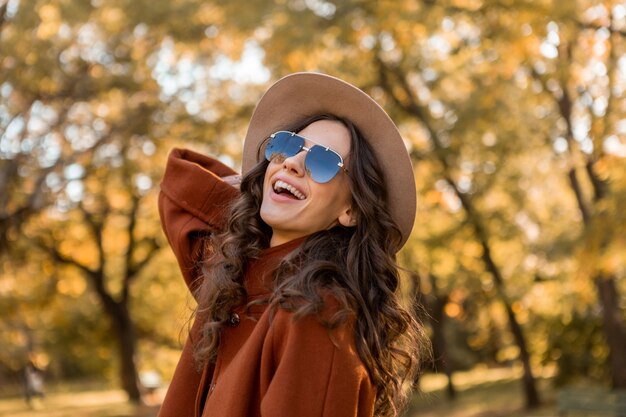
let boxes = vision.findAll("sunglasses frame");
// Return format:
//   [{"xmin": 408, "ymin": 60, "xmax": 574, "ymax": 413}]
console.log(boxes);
[{"xmin": 265, "ymin": 131, "xmax": 348, "ymax": 183}]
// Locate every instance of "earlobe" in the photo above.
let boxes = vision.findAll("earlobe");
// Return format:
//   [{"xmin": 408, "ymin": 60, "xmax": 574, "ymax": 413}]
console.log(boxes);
[{"xmin": 338, "ymin": 208, "xmax": 357, "ymax": 227}]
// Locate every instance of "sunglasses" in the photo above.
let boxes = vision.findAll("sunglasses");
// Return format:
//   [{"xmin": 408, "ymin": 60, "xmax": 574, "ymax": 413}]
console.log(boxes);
[{"xmin": 264, "ymin": 131, "xmax": 348, "ymax": 183}]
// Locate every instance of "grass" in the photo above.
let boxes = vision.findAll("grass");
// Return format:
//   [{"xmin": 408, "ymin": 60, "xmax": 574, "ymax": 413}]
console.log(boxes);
[
  {"xmin": 0, "ymin": 367, "xmax": 560, "ymax": 417},
  {"xmin": 405, "ymin": 366, "xmax": 558, "ymax": 417},
  {"xmin": 0, "ymin": 387, "xmax": 163, "ymax": 417}
]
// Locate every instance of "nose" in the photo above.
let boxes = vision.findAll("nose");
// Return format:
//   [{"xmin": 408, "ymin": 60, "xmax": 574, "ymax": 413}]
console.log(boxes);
[{"xmin": 282, "ymin": 150, "xmax": 306, "ymax": 177}]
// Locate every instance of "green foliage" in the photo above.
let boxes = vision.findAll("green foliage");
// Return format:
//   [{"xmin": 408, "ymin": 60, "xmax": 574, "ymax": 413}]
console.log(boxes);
[{"xmin": 543, "ymin": 311, "xmax": 610, "ymax": 386}]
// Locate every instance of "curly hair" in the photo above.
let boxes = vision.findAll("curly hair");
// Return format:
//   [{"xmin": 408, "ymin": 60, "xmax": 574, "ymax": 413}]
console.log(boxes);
[{"xmin": 193, "ymin": 114, "xmax": 430, "ymax": 417}]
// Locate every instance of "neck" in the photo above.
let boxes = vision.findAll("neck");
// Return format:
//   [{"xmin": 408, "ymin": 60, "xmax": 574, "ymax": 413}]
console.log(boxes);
[{"xmin": 269, "ymin": 233, "xmax": 308, "ymax": 248}]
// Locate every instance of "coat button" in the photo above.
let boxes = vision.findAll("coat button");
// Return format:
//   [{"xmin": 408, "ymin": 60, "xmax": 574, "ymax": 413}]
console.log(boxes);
[{"xmin": 228, "ymin": 312, "xmax": 240, "ymax": 327}]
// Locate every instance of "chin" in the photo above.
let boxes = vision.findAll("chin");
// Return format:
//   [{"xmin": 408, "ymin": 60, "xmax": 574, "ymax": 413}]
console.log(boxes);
[{"xmin": 259, "ymin": 206, "xmax": 278, "ymax": 228}]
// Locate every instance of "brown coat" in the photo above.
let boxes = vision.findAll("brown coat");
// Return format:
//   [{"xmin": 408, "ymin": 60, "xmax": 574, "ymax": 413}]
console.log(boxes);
[{"xmin": 157, "ymin": 148, "xmax": 375, "ymax": 417}]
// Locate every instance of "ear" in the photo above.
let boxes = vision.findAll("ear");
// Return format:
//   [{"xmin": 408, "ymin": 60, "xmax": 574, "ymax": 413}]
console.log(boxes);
[{"xmin": 338, "ymin": 206, "xmax": 357, "ymax": 227}]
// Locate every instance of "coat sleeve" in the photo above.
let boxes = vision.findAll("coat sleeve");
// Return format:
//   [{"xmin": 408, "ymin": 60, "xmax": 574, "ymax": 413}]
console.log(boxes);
[
  {"xmin": 260, "ymin": 308, "xmax": 376, "ymax": 417},
  {"xmin": 159, "ymin": 148, "xmax": 240, "ymax": 294}
]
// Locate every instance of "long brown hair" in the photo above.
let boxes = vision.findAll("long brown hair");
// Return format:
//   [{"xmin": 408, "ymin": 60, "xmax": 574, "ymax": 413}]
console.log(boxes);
[{"xmin": 193, "ymin": 114, "xmax": 430, "ymax": 417}]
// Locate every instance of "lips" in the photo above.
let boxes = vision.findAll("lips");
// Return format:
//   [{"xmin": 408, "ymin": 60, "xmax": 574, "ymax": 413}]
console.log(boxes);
[{"xmin": 272, "ymin": 179, "xmax": 306, "ymax": 200}]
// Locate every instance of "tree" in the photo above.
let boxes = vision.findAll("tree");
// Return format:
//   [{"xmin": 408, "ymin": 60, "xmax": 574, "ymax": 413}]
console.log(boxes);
[
  {"xmin": 527, "ymin": 1, "xmax": 626, "ymax": 387},
  {"xmin": 1, "ymin": 0, "xmax": 268, "ymax": 399},
  {"xmin": 33, "ymin": 146, "xmax": 162, "ymax": 401},
  {"xmin": 2, "ymin": 0, "xmax": 625, "ymax": 405},
  {"xmin": 0, "ymin": 1, "xmax": 107, "ymax": 253}
]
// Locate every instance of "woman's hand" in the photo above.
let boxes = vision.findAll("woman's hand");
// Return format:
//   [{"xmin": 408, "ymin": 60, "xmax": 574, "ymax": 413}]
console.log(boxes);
[{"xmin": 222, "ymin": 174, "xmax": 242, "ymax": 190}]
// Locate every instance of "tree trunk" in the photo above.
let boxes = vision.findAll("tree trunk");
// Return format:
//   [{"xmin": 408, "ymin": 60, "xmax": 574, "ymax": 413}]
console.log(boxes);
[
  {"xmin": 376, "ymin": 60, "xmax": 539, "ymax": 407},
  {"xmin": 113, "ymin": 305, "xmax": 141, "ymax": 402},
  {"xmin": 428, "ymin": 290, "xmax": 456, "ymax": 399},
  {"xmin": 503, "ymin": 301, "xmax": 540, "ymax": 408},
  {"xmin": 102, "ymin": 299, "xmax": 142, "ymax": 403},
  {"xmin": 546, "ymin": 65, "xmax": 626, "ymax": 391},
  {"xmin": 480, "ymin": 243, "xmax": 540, "ymax": 409},
  {"xmin": 594, "ymin": 275, "xmax": 626, "ymax": 388}
]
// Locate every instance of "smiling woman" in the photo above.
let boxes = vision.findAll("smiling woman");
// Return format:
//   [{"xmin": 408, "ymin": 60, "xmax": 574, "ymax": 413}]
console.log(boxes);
[
  {"xmin": 260, "ymin": 119, "xmax": 355, "ymax": 247},
  {"xmin": 157, "ymin": 73, "xmax": 430, "ymax": 417}
]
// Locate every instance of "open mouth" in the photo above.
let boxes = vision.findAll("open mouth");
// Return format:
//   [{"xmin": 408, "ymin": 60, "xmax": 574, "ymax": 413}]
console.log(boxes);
[{"xmin": 273, "ymin": 180, "xmax": 306, "ymax": 200}]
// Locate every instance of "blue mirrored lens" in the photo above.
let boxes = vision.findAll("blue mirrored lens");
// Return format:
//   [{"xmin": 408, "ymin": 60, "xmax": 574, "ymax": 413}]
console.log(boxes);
[
  {"xmin": 306, "ymin": 146, "xmax": 341, "ymax": 183},
  {"xmin": 265, "ymin": 132, "xmax": 343, "ymax": 183},
  {"xmin": 264, "ymin": 132, "xmax": 304, "ymax": 161}
]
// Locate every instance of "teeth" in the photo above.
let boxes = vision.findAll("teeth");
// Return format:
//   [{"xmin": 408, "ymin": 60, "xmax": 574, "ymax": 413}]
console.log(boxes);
[{"xmin": 273, "ymin": 180, "xmax": 305, "ymax": 200}]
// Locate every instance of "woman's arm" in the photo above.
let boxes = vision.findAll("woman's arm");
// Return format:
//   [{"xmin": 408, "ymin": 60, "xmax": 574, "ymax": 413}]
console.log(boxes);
[{"xmin": 159, "ymin": 148, "xmax": 240, "ymax": 294}]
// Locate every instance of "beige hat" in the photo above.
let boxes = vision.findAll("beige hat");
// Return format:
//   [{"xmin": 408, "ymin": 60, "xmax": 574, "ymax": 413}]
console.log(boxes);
[{"xmin": 242, "ymin": 72, "xmax": 416, "ymax": 249}]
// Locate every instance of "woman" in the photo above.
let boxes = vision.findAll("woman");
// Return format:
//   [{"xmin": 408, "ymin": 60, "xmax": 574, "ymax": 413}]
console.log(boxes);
[{"xmin": 158, "ymin": 73, "xmax": 430, "ymax": 417}]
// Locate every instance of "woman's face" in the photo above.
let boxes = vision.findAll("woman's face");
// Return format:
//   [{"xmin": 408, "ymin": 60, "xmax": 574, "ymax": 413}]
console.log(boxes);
[{"xmin": 260, "ymin": 119, "xmax": 355, "ymax": 247}]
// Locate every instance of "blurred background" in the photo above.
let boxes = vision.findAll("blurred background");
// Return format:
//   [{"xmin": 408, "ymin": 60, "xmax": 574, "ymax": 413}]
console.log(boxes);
[{"xmin": 1, "ymin": 0, "xmax": 625, "ymax": 416}]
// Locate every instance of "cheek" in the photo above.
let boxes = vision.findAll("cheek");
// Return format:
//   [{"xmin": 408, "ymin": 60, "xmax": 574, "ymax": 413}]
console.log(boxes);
[
  {"xmin": 336, "ymin": 178, "xmax": 353, "ymax": 204},
  {"xmin": 262, "ymin": 165, "xmax": 275, "ymax": 192},
  {"xmin": 325, "ymin": 181, "xmax": 353, "ymax": 211}
]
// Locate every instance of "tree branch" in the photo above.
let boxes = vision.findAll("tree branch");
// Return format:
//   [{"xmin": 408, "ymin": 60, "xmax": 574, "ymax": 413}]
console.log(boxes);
[
  {"xmin": 34, "ymin": 238, "xmax": 96, "ymax": 278},
  {"xmin": 128, "ymin": 238, "xmax": 160, "ymax": 277},
  {"xmin": 0, "ymin": 2, "xmax": 8, "ymax": 32},
  {"xmin": 78, "ymin": 201, "xmax": 106, "ymax": 271},
  {"xmin": 376, "ymin": 58, "xmax": 523, "ymax": 305},
  {"xmin": 576, "ymin": 20, "xmax": 626, "ymax": 38},
  {"xmin": 122, "ymin": 193, "xmax": 141, "ymax": 300},
  {"xmin": 529, "ymin": 67, "xmax": 593, "ymax": 225}
]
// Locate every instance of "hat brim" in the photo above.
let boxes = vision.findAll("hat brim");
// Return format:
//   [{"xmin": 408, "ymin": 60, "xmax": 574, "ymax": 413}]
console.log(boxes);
[{"xmin": 242, "ymin": 72, "xmax": 416, "ymax": 249}]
